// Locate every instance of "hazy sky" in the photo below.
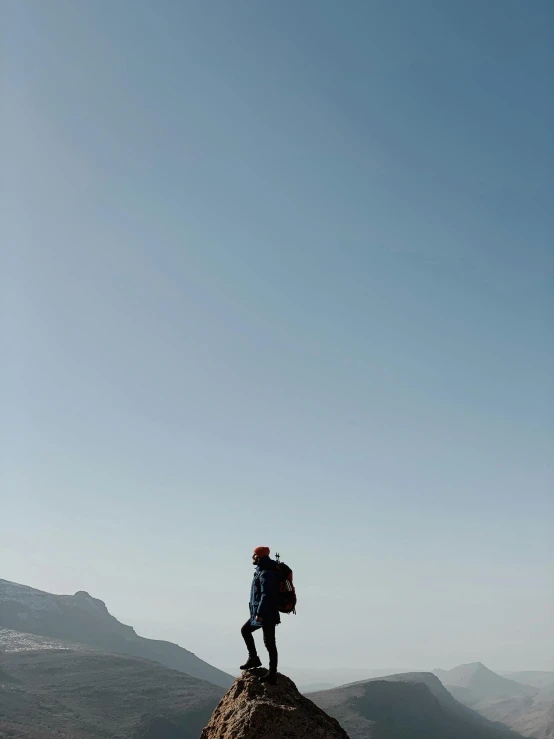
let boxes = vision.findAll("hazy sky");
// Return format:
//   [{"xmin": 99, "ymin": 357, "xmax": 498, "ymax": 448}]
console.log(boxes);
[{"xmin": 2, "ymin": 0, "xmax": 553, "ymax": 673}]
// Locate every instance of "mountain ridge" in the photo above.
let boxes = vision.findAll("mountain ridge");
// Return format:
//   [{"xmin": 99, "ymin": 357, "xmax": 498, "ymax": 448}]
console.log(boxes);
[
  {"xmin": 0, "ymin": 577, "xmax": 233, "ymax": 688},
  {"xmin": 310, "ymin": 670, "xmax": 525, "ymax": 739},
  {"xmin": 433, "ymin": 662, "xmax": 538, "ymax": 698}
]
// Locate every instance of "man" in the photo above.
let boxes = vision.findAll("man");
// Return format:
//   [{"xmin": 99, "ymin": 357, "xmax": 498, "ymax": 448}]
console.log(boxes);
[{"xmin": 240, "ymin": 546, "xmax": 280, "ymax": 685}]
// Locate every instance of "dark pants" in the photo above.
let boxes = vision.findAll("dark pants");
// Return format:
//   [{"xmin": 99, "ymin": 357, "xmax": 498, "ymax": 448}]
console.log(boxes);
[{"xmin": 241, "ymin": 619, "xmax": 278, "ymax": 674}]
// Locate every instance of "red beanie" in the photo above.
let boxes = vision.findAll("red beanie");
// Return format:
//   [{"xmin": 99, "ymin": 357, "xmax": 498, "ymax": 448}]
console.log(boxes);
[{"xmin": 253, "ymin": 546, "xmax": 270, "ymax": 558}]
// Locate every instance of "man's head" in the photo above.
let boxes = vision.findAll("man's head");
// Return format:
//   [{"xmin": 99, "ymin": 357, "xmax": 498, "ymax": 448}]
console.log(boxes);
[{"xmin": 252, "ymin": 546, "xmax": 270, "ymax": 565}]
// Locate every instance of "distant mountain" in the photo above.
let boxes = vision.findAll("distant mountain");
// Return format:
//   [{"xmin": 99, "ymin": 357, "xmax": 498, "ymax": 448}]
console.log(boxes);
[
  {"xmin": 502, "ymin": 672, "xmax": 554, "ymax": 690},
  {"xmin": 434, "ymin": 662, "xmax": 553, "ymax": 739},
  {"xmin": 309, "ymin": 671, "xmax": 523, "ymax": 739},
  {"xmin": 223, "ymin": 666, "xmax": 416, "ymax": 692},
  {"xmin": 0, "ymin": 578, "xmax": 233, "ymax": 688},
  {"xmin": 0, "ymin": 640, "xmax": 224, "ymax": 739},
  {"xmin": 433, "ymin": 663, "xmax": 537, "ymax": 700}
]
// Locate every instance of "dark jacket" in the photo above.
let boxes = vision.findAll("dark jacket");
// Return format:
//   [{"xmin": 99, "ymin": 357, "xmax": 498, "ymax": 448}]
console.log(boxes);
[{"xmin": 249, "ymin": 556, "xmax": 281, "ymax": 627}]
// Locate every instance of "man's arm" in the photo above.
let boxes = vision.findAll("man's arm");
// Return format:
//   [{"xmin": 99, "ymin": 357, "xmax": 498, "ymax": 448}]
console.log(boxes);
[{"xmin": 256, "ymin": 570, "xmax": 276, "ymax": 621}]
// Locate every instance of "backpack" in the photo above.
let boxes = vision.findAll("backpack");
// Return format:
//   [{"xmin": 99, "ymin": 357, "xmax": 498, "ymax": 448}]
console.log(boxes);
[{"xmin": 274, "ymin": 553, "xmax": 297, "ymax": 614}]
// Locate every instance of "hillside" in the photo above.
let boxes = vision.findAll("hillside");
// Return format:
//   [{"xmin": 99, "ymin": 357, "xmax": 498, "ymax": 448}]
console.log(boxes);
[
  {"xmin": 0, "ymin": 645, "xmax": 224, "ymax": 739},
  {"xmin": 0, "ymin": 628, "xmax": 97, "ymax": 654},
  {"xmin": 0, "ymin": 578, "xmax": 233, "ymax": 688},
  {"xmin": 310, "ymin": 671, "xmax": 524, "ymax": 739}
]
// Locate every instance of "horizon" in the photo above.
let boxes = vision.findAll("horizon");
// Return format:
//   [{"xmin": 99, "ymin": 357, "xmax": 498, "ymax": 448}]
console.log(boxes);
[
  {"xmin": 3, "ymin": 0, "xmax": 553, "ymax": 674},
  {"xmin": 1, "ymin": 574, "xmax": 552, "ymax": 674}
]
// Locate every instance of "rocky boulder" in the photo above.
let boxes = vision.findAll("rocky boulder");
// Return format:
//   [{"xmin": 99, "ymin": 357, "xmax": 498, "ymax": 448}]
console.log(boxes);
[{"xmin": 200, "ymin": 670, "xmax": 350, "ymax": 739}]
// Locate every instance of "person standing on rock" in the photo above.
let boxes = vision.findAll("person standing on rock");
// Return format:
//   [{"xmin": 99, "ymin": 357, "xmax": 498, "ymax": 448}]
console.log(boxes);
[{"xmin": 240, "ymin": 546, "xmax": 280, "ymax": 685}]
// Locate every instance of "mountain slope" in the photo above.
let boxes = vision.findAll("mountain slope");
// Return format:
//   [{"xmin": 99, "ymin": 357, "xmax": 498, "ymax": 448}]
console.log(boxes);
[
  {"xmin": 0, "ymin": 646, "xmax": 225, "ymax": 739},
  {"xmin": 310, "ymin": 671, "xmax": 524, "ymax": 739},
  {"xmin": 0, "ymin": 578, "xmax": 233, "ymax": 688},
  {"xmin": 0, "ymin": 627, "xmax": 98, "ymax": 653},
  {"xmin": 434, "ymin": 663, "xmax": 553, "ymax": 739},
  {"xmin": 502, "ymin": 673, "xmax": 554, "ymax": 690}
]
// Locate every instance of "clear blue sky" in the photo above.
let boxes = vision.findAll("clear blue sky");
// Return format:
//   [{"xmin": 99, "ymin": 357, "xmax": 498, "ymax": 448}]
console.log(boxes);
[{"xmin": 2, "ymin": 0, "xmax": 553, "ymax": 672}]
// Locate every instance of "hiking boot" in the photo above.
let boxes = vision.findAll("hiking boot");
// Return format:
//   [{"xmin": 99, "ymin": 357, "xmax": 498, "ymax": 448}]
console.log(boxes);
[
  {"xmin": 258, "ymin": 671, "xmax": 277, "ymax": 685},
  {"xmin": 240, "ymin": 655, "xmax": 262, "ymax": 670}
]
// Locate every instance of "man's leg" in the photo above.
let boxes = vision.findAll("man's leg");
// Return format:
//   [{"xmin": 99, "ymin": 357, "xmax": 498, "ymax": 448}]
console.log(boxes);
[
  {"xmin": 241, "ymin": 620, "xmax": 257, "ymax": 657},
  {"xmin": 261, "ymin": 622, "xmax": 278, "ymax": 675},
  {"xmin": 240, "ymin": 620, "xmax": 262, "ymax": 670}
]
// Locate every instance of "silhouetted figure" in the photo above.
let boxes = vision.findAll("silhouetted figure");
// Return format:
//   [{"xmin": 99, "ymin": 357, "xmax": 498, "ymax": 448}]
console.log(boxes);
[{"xmin": 240, "ymin": 546, "xmax": 280, "ymax": 685}]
